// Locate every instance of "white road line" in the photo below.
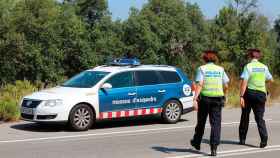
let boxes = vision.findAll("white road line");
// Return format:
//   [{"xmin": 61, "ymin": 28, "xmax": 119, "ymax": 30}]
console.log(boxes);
[
  {"xmin": 0, "ymin": 119, "xmax": 272, "ymax": 144},
  {"xmin": 166, "ymin": 145, "xmax": 280, "ymax": 158},
  {"xmin": 216, "ymin": 148, "xmax": 280, "ymax": 157}
]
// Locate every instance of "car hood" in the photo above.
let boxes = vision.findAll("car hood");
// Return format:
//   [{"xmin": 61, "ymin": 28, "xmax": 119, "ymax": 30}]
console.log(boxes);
[{"xmin": 24, "ymin": 86, "xmax": 94, "ymax": 101}]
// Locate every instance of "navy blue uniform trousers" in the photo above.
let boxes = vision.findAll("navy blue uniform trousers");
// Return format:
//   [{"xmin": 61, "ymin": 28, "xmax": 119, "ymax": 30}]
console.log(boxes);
[
  {"xmin": 192, "ymin": 96, "xmax": 224, "ymax": 146},
  {"xmin": 239, "ymin": 89, "xmax": 268, "ymax": 142}
]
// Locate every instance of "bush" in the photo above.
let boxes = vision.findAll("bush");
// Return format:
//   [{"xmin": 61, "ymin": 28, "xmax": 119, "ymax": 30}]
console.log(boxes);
[
  {"xmin": 0, "ymin": 100, "xmax": 20, "ymax": 121},
  {"xmin": 226, "ymin": 76, "xmax": 240, "ymax": 108},
  {"xmin": 268, "ymin": 78, "xmax": 280, "ymax": 100},
  {"xmin": 0, "ymin": 80, "xmax": 38, "ymax": 121},
  {"xmin": 226, "ymin": 77, "xmax": 280, "ymax": 108}
]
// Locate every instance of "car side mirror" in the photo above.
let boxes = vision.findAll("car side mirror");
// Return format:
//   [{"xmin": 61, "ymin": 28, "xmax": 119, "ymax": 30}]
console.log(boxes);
[{"xmin": 101, "ymin": 83, "xmax": 112, "ymax": 90}]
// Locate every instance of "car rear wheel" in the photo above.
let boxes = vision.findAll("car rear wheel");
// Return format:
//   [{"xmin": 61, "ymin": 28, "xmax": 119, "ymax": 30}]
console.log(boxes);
[
  {"xmin": 69, "ymin": 104, "xmax": 95, "ymax": 131},
  {"xmin": 162, "ymin": 100, "xmax": 182, "ymax": 124}
]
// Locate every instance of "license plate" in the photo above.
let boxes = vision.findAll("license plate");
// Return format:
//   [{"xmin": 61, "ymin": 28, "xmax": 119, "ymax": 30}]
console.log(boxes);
[{"xmin": 21, "ymin": 107, "xmax": 33, "ymax": 115}]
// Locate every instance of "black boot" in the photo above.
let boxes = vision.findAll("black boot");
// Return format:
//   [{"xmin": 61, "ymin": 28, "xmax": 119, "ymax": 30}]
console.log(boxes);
[
  {"xmin": 239, "ymin": 139, "xmax": 245, "ymax": 145},
  {"xmin": 210, "ymin": 145, "xmax": 217, "ymax": 156},
  {"xmin": 190, "ymin": 139, "xmax": 200, "ymax": 151},
  {"xmin": 260, "ymin": 141, "xmax": 267, "ymax": 148},
  {"xmin": 260, "ymin": 137, "xmax": 268, "ymax": 148}
]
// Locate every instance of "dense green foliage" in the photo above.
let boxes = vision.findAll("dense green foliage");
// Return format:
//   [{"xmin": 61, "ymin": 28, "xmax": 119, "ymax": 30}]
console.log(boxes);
[{"xmin": 0, "ymin": 0, "xmax": 279, "ymax": 85}]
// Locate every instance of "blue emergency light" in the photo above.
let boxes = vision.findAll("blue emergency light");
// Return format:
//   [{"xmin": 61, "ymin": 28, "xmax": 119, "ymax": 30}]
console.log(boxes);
[{"xmin": 110, "ymin": 58, "xmax": 141, "ymax": 66}]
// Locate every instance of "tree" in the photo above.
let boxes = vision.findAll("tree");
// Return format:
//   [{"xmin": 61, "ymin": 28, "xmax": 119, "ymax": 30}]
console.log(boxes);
[
  {"xmin": 0, "ymin": 0, "xmax": 279, "ymax": 85},
  {"xmin": 122, "ymin": 0, "xmax": 208, "ymax": 74},
  {"xmin": 58, "ymin": 3, "xmax": 98, "ymax": 77},
  {"xmin": 229, "ymin": 0, "xmax": 258, "ymax": 16},
  {"xmin": 0, "ymin": 0, "xmax": 66, "ymax": 84},
  {"xmin": 0, "ymin": 0, "xmax": 96, "ymax": 85},
  {"xmin": 274, "ymin": 16, "xmax": 280, "ymax": 75},
  {"xmin": 208, "ymin": 0, "xmax": 276, "ymax": 75},
  {"xmin": 0, "ymin": 0, "xmax": 21, "ymax": 84},
  {"xmin": 63, "ymin": 0, "xmax": 108, "ymax": 26},
  {"xmin": 89, "ymin": 17, "xmax": 126, "ymax": 63},
  {"xmin": 275, "ymin": 17, "xmax": 280, "ymax": 42}
]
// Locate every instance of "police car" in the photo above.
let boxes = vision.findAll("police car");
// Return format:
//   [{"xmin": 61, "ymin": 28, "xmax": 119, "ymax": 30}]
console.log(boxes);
[{"xmin": 20, "ymin": 58, "xmax": 194, "ymax": 131}]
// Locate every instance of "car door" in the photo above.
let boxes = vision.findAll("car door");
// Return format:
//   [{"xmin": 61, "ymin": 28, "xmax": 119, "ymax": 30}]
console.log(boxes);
[
  {"xmin": 98, "ymin": 71, "xmax": 136, "ymax": 112},
  {"xmin": 134, "ymin": 70, "xmax": 166, "ymax": 109}
]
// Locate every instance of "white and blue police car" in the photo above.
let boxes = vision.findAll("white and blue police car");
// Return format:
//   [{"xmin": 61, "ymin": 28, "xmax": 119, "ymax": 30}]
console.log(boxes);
[{"xmin": 20, "ymin": 58, "xmax": 194, "ymax": 131}]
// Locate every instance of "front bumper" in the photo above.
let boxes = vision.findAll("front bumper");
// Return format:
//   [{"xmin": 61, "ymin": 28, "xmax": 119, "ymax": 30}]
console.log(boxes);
[{"xmin": 20, "ymin": 100, "xmax": 68, "ymax": 122}]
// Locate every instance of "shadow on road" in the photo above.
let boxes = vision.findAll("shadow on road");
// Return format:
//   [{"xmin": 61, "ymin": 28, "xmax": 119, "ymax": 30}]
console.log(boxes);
[
  {"xmin": 151, "ymin": 146, "xmax": 209, "ymax": 156},
  {"xmin": 10, "ymin": 116, "xmax": 189, "ymax": 132},
  {"xmin": 10, "ymin": 122, "xmax": 67, "ymax": 132},
  {"xmin": 151, "ymin": 139, "xmax": 259, "ymax": 156},
  {"xmin": 95, "ymin": 116, "xmax": 188, "ymax": 130}
]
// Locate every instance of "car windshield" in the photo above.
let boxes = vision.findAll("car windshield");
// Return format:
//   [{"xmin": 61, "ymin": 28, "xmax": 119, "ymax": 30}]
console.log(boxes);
[{"xmin": 62, "ymin": 71, "xmax": 110, "ymax": 88}]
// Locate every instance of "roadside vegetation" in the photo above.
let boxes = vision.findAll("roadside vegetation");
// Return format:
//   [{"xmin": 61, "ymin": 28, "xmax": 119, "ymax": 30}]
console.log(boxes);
[
  {"xmin": 1, "ymin": 79, "xmax": 280, "ymax": 121},
  {"xmin": 1, "ymin": 0, "xmax": 280, "ymax": 121},
  {"xmin": 226, "ymin": 78, "xmax": 280, "ymax": 108},
  {"xmin": 0, "ymin": 81, "xmax": 38, "ymax": 121}
]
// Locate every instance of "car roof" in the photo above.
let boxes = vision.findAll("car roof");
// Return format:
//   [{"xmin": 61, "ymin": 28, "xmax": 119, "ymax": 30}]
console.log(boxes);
[{"xmin": 89, "ymin": 65, "xmax": 177, "ymax": 73}]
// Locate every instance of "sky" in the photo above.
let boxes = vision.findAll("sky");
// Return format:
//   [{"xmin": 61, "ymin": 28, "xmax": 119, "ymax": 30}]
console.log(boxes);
[{"xmin": 108, "ymin": 0, "xmax": 280, "ymax": 23}]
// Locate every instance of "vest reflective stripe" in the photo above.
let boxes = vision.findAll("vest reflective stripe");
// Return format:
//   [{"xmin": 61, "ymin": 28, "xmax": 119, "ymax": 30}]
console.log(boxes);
[
  {"xmin": 200, "ymin": 64, "xmax": 224, "ymax": 97},
  {"xmin": 246, "ymin": 61, "xmax": 267, "ymax": 93}
]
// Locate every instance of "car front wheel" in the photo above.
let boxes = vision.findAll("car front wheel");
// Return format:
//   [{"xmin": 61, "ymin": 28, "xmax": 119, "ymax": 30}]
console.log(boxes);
[{"xmin": 69, "ymin": 104, "xmax": 95, "ymax": 131}]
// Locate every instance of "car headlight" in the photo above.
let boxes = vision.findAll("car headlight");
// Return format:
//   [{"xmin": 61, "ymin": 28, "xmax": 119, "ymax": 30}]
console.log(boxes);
[{"xmin": 44, "ymin": 99, "xmax": 63, "ymax": 107}]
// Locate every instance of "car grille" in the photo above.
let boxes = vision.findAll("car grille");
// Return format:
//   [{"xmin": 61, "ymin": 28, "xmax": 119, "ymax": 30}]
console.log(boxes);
[
  {"xmin": 37, "ymin": 115, "xmax": 57, "ymax": 120},
  {"xmin": 21, "ymin": 99, "xmax": 42, "ymax": 108},
  {"xmin": 21, "ymin": 113, "xmax": 34, "ymax": 120}
]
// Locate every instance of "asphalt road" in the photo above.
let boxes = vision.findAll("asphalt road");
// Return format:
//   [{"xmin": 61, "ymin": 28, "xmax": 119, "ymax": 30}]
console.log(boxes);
[{"xmin": 0, "ymin": 104, "xmax": 280, "ymax": 158}]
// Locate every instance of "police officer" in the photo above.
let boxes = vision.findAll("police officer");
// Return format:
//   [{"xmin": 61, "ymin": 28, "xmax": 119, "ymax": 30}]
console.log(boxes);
[
  {"xmin": 190, "ymin": 50, "xmax": 229, "ymax": 156},
  {"xmin": 239, "ymin": 49, "xmax": 273, "ymax": 148}
]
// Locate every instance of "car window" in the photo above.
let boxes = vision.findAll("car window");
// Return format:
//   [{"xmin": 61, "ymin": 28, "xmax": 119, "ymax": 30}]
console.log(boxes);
[
  {"xmin": 158, "ymin": 71, "xmax": 181, "ymax": 83},
  {"xmin": 135, "ymin": 71, "xmax": 160, "ymax": 86},
  {"xmin": 62, "ymin": 71, "xmax": 109, "ymax": 88},
  {"xmin": 105, "ymin": 71, "xmax": 134, "ymax": 88}
]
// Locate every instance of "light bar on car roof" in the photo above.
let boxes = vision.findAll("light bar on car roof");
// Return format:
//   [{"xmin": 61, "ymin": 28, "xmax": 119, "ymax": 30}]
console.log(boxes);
[{"xmin": 110, "ymin": 58, "xmax": 141, "ymax": 66}]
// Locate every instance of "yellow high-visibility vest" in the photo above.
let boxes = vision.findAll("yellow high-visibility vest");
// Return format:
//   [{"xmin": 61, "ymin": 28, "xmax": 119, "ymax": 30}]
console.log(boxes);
[{"xmin": 200, "ymin": 63, "xmax": 225, "ymax": 97}]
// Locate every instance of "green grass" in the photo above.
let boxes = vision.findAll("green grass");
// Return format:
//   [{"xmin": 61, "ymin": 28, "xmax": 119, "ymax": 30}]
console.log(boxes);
[
  {"xmin": 0, "ymin": 100, "xmax": 20, "ymax": 121},
  {"xmin": 0, "ymin": 80, "xmax": 38, "ymax": 121},
  {"xmin": 226, "ymin": 76, "xmax": 240, "ymax": 108},
  {"xmin": 225, "ymin": 77, "xmax": 280, "ymax": 108},
  {"xmin": 268, "ymin": 79, "xmax": 280, "ymax": 99}
]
